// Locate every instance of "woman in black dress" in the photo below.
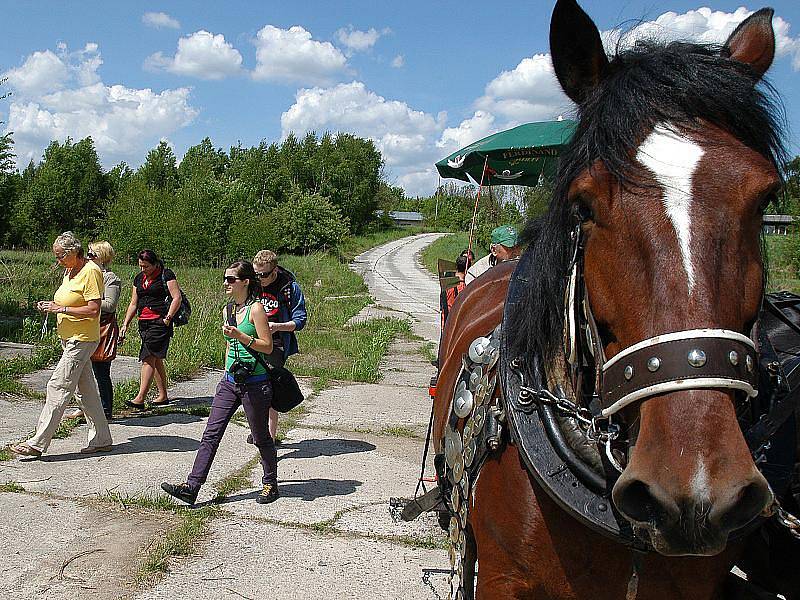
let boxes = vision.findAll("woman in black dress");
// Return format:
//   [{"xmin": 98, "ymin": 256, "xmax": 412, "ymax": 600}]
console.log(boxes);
[{"xmin": 119, "ymin": 249, "xmax": 183, "ymax": 409}]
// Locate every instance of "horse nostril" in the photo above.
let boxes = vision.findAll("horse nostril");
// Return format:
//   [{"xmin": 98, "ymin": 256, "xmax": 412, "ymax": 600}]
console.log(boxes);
[
  {"xmin": 613, "ymin": 478, "xmax": 679, "ymax": 526},
  {"xmin": 714, "ymin": 478, "xmax": 773, "ymax": 532}
]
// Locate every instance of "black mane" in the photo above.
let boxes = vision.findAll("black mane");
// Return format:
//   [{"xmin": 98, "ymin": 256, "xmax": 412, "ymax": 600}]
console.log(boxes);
[{"xmin": 508, "ymin": 39, "xmax": 787, "ymax": 363}]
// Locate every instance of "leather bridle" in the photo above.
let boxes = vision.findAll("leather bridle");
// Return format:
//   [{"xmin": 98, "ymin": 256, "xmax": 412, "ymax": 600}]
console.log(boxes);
[{"xmin": 562, "ymin": 219, "xmax": 759, "ymax": 429}]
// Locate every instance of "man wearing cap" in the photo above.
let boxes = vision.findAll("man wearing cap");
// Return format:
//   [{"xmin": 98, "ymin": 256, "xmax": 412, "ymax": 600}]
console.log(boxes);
[{"xmin": 465, "ymin": 225, "xmax": 522, "ymax": 284}]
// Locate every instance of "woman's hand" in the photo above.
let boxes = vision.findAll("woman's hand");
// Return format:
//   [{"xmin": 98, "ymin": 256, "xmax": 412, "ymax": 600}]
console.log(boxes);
[
  {"xmin": 222, "ymin": 324, "xmax": 245, "ymax": 341},
  {"xmin": 119, "ymin": 325, "xmax": 127, "ymax": 344},
  {"xmin": 37, "ymin": 301, "xmax": 64, "ymax": 313}
]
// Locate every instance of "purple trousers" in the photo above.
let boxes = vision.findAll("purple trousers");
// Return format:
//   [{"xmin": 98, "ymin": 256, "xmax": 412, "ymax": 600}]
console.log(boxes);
[{"xmin": 188, "ymin": 377, "xmax": 277, "ymax": 490}]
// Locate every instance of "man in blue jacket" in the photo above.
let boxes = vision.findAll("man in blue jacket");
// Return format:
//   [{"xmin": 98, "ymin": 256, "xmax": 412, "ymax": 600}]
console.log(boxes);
[{"xmin": 252, "ymin": 249, "xmax": 307, "ymax": 441}]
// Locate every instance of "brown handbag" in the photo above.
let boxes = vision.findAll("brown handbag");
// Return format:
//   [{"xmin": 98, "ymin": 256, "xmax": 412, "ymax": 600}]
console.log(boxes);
[{"xmin": 92, "ymin": 313, "xmax": 119, "ymax": 362}]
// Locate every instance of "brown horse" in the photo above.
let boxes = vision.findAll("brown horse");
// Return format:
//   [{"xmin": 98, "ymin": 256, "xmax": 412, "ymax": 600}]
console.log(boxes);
[{"xmin": 433, "ymin": 1, "xmax": 790, "ymax": 598}]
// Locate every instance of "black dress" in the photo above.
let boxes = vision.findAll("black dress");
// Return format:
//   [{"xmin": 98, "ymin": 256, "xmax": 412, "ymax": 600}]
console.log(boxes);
[{"xmin": 134, "ymin": 267, "xmax": 176, "ymax": 360}]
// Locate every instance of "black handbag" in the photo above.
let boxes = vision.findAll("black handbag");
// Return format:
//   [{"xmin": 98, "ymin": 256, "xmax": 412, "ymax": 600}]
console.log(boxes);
[{"xmin": 226, "ymin": 303, "xmax": 304, "ymax": 413}]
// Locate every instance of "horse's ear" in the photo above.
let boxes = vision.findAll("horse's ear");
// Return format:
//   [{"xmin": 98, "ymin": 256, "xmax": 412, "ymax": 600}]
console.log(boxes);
[
  {"xmin": 722, "ymin": 8, "xmax": 775, "ymax": 80},
  {"xmin": 550, "ymin": 0, "xmax": 609, "ymax": 104}
]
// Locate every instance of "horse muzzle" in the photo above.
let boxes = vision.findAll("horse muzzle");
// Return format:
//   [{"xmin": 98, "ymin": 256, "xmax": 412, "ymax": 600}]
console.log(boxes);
[{"xmin": 612, "ymin": 463, "xmax": 773, "ymax": 556}]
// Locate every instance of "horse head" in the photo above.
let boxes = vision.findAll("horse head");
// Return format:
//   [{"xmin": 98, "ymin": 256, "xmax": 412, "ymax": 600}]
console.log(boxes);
[{"xmin": 548, "ymin": 0, "xmax": 785, "ymax": 556}]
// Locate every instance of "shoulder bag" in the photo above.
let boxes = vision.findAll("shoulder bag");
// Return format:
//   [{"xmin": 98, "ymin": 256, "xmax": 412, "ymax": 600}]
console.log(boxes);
[{"xmin": 226, "ymin": 303, "xmax": 304, "ymax": 412}]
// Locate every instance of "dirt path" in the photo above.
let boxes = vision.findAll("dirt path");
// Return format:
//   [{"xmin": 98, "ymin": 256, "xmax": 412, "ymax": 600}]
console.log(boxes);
[{"xmin": 1, "ymin": 234, "xmax": 449, "ymax": 599}]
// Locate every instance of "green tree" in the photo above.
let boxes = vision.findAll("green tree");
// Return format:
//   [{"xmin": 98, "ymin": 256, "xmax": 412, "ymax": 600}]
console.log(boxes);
[
  {"xmin": 0, "ymin": 133, "xmax": 17, "ymax": 243},
  {"xmin": 9, "ymin": 137, "xmax": 108, "ymax": 247},
  {"xmin": 138, "ymin": 141, "xmax": 179, "ymax": 191},
  {"xmin": 178, "ymin": 137, "xmax": 229, "ymax": 183}
]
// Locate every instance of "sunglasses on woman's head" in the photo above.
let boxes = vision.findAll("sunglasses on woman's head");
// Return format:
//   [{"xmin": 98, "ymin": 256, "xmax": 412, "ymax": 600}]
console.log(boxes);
[{"xmin": 223, "ymin": 276, "xmax": 242, "ymax": 284}]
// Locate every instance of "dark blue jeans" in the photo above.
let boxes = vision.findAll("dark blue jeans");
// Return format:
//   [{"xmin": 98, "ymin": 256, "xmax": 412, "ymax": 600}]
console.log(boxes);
[
  {"xmin": 91, "ymin": 360, "xmax": 113, "ymax": 419},
  {"xmin": 188, "ymin": 378, "xmax": 277, "ymax": 490}
]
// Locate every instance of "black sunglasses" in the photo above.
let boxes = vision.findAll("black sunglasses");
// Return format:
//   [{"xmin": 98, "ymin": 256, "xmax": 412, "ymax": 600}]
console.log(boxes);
[
  {"xmin": 256, "ymin": 269, "xmax": 275, "ymax": 279},
  {"xmin": 222, "ymin": 276, "xmax": 243, "ymax": 284},
  {"xmin": 87, "ymin": 251, "xmax": 97, "ymax": 259}
]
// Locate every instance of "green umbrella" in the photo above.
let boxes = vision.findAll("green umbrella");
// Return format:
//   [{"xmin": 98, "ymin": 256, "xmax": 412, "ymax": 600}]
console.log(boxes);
[{"xmin": 435, "ymin": 119, "xmax": 576, "ymax": 187}]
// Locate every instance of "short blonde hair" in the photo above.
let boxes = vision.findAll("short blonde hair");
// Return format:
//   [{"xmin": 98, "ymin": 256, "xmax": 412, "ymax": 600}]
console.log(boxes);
[
  {"xmin": 89, "ymin": 240, "xmax": 115, "ymax": 266},
  {"xmin": 253, "ymin": 249, "xmax": 278, "ymax": 269},
  {"xmin": 54, "ymin": 231, "xmax": 83, "ymax": 257}
]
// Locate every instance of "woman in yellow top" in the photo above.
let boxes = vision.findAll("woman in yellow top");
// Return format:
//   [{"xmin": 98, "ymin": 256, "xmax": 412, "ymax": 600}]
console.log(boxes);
[{"xmin": 11, "ymin": 231, "xmax": 113, "ymax": 458}]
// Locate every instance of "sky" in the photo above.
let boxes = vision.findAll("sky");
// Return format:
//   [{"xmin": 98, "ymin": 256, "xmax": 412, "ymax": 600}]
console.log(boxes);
[{"xmin": 1, "ymin": 0, "xmax": 799, "ymax": 197}]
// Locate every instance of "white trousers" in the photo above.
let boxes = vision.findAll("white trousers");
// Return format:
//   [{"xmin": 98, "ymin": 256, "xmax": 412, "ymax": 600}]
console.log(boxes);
[{"xmin": 27, "ymin": 339, "xmax": 112, "ymax": 452}]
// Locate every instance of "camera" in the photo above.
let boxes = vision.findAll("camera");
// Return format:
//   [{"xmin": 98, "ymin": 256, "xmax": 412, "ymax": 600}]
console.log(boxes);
[{"xmin": 229, "ymin": 359, "xmax": 255, "ymax": 384}]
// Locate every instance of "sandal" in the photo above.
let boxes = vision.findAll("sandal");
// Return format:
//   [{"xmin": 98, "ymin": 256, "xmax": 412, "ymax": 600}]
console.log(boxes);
[
  {"xmin": 10, "ymin": 443, "xmax": 42, "ymax": 458},
  {"xmin": 125, "ymin": 400, "xmax": 146, "ymax": 411}
]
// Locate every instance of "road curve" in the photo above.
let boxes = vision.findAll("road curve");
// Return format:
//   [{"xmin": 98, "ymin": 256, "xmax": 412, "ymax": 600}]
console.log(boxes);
[{"xmin": 351, "ymin": 233, "xmax": 450, "ymax": 343}]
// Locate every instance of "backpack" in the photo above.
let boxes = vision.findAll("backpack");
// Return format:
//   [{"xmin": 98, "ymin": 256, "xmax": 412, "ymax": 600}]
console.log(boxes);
[{"xmin": 162, "ymin": 269, "xmax": 191, "ymax": 327}]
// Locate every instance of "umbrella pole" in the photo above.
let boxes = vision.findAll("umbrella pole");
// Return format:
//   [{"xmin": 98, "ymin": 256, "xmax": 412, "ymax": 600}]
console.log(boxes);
[{"xmin": 467, "ymin": 156, "xmax": 489, "ymax": 268}]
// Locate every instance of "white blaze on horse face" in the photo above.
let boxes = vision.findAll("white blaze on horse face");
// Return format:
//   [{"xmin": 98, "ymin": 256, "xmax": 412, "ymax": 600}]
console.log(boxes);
[
  {"xmin": 690, "ymin": 456, "xmax": 711, "ymax": 502},
  {"xmin": 636, "ymin": 125, "xmax": 705, "ymax": 295}
]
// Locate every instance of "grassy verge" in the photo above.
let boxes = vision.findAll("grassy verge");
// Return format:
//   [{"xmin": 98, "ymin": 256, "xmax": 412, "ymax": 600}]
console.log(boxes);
[
  {"xmin": 335, "ymin": 226, "xmax": 427, "ymax": 262},
  {"xmin": 419, "ymin": 232, "xmax": 489, "ymax": 275},
  {"xmin": 766, "ymin": 234, "xmax": 800, "ymax": 293}
]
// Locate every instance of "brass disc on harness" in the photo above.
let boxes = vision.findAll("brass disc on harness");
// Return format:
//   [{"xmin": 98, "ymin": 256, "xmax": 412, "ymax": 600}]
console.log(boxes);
[
  {"xmin": 469, "ymin": 366, "xmax": 483, "ymax": 390},
  {"xmin": 452, "ymin": 452, "xmax": 465, "ymax": 482},
  {"xmin": 460, "ymin": 471, "xmax": 470, "ymax": 500},
  {"xmin": 487, "ymin": 346, "xmax": 501, "ymax": 370},
  {"xmin": 449, "ymin": 544, "xmax": 458, "ymax": 566},
  {"xmin": 451, "ymin": 485, "xmax": 461, "ymax": 513},
  {"xmin": 445, "ymin": 429, "xmax": 462, "ymax": 468},
  {"xmin": 464, "ymin": 438, "xmax": 476, "ymax": 467},
  {"xmin": 473, "ymin": 405, "xmax": 486, "ymax": 430},
  {"xmin": 458, "ymin": 530, "xmax": 466, "ymax": 552},
  {"xmin": 453, "ymin": 388, "xmax": 474, "ymax": 419},
  {"xmin": 463, "ymin": 419, "xmax": 475, "ymax": 443},
  {"xmin": 449, "ymin": 516, "xmax": 460, "ymax": 543}
]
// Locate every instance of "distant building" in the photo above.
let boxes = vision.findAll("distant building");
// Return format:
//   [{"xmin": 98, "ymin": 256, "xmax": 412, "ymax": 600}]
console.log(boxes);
[
  {"xmin": 376, "ymin": 210, "xmax": 425, "ymax": 227},
  {"xmin": 763, "ymin": 214, "xmax": 795, "ymax": 235}
]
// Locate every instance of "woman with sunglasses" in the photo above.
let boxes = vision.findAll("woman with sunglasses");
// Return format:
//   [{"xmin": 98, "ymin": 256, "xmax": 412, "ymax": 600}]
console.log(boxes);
[
  {"xmin": 119, "ymin": 249, "xmax": 183, "ymax": 409},
  {"xmin": 162, "ymin": 261, "xmax": 279, "ymax": 505},
  {"xmin": 10, "ymin": 231, "xmax": 112, "ymax": 457}
]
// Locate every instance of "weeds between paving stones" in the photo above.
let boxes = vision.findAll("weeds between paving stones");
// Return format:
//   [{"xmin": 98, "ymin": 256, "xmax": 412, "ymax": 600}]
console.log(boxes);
[
  {"xmin": 0, "ymin": 481, "xmax": 25, "ymax": 492},
  {"xmin": 0, "ymin": 448, "xmax": 12, "ymax": 461},
  {"xmin": 93, "ymin": 489, "xmax": 218, "ymax": 583},
  {"xmin": 381, "ymin": 426, "xmax": 420, "ymax": 439}
]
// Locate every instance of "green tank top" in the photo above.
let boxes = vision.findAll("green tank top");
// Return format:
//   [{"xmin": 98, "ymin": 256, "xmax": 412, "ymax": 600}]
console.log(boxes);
[{"xmin": 225, "ymin": 303, "xmax": 267, "ymax": 376}]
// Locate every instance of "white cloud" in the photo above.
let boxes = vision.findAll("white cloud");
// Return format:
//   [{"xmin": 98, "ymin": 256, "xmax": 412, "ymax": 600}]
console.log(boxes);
[
  {"xmin": 281, "ymin": 81, "xmax": 446, "ymax": 195},
  {"xmin": 391, "ymin": 54, "xmax": 404, "ymax": 68},
  {"xmin": 252, "ymin": 25, "xmax": 348, "ymax": 85},
  {"xmin": 3, "ymin": 50, "xmax": 70, "ymax": 96},
  {"xmin": 142, "ymin": 12, "xmax": 180, "ymax": 30},
  {"xmin": 145, "ymin": 30, "xmax": 243, "ymax": 80},
  {"xmin": 436, "ymin": 111, "xmax": 496, "ymax": 154},
  {"xmin": 605, "ymin": 8, "xmax": 800, "ymax": 71},
  {"xmin": 335, "ymin": 26, "xmax": 384, "ymax": 54},
  {"xmin": 476, "ymin": 54, "xmax": 571, "ymax": 123},
  {"xmin": 3, "ymin": 44, "xmax": 198, "ymax": 168}
]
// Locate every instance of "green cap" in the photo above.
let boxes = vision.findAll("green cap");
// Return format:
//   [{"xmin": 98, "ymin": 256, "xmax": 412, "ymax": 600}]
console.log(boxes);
[{"xmin": 491, "ymin": 225, "xmax": 519, "ymax": 247}]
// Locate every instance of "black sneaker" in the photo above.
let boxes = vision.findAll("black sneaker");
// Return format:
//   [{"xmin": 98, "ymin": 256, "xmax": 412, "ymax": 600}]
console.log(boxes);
[
  {"xmin": 256, "ymin": 483, "xmax": 279, "ymax": 504},
  {"xmin": 161, "ymin": 482, "xmax": 198, "ymax": 505}
]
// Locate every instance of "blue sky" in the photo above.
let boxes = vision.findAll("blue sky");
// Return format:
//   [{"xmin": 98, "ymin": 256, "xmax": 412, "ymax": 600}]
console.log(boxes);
[{"xmin": 2, "ymin": 0, "xmax": 799, "ymax": 196}]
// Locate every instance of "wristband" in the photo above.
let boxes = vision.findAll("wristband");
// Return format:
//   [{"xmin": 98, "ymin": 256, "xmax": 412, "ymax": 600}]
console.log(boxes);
[{"xmin": 246, "ymin": 336, "xmax": 255, "ymax": 348}]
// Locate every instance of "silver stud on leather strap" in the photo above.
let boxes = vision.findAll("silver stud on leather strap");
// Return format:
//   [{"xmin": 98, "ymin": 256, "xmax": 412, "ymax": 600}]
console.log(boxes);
[
  {"xmin": 647, "ymin": 357, "xmax": 661, "ymax": 372},
  {"xmin": 729, "ymin": 350, "xmax": 739, "ymax": 366},
  {"xmin": 624, "ymin": 365, "xmax": 634, "ymax": 380},
  {"xmin": 688, "ymin": 349, "xmax": 707, "ymax": 367}
]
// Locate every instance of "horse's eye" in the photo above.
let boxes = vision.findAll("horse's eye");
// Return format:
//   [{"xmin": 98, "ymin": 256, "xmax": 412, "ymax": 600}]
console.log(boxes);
[{"xmin": 574, "ymin": 198, "xmax": 594, "ymax": 223}]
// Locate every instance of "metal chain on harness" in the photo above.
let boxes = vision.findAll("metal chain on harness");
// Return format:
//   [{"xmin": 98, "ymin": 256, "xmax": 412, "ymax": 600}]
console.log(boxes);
[
  {"xmin": 763, "ymin": 498, "xmax": 800, "ymax": 540},
  {"xmin": 443, "ymin": 327, "xmax": 504, "ymax": 600}
]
